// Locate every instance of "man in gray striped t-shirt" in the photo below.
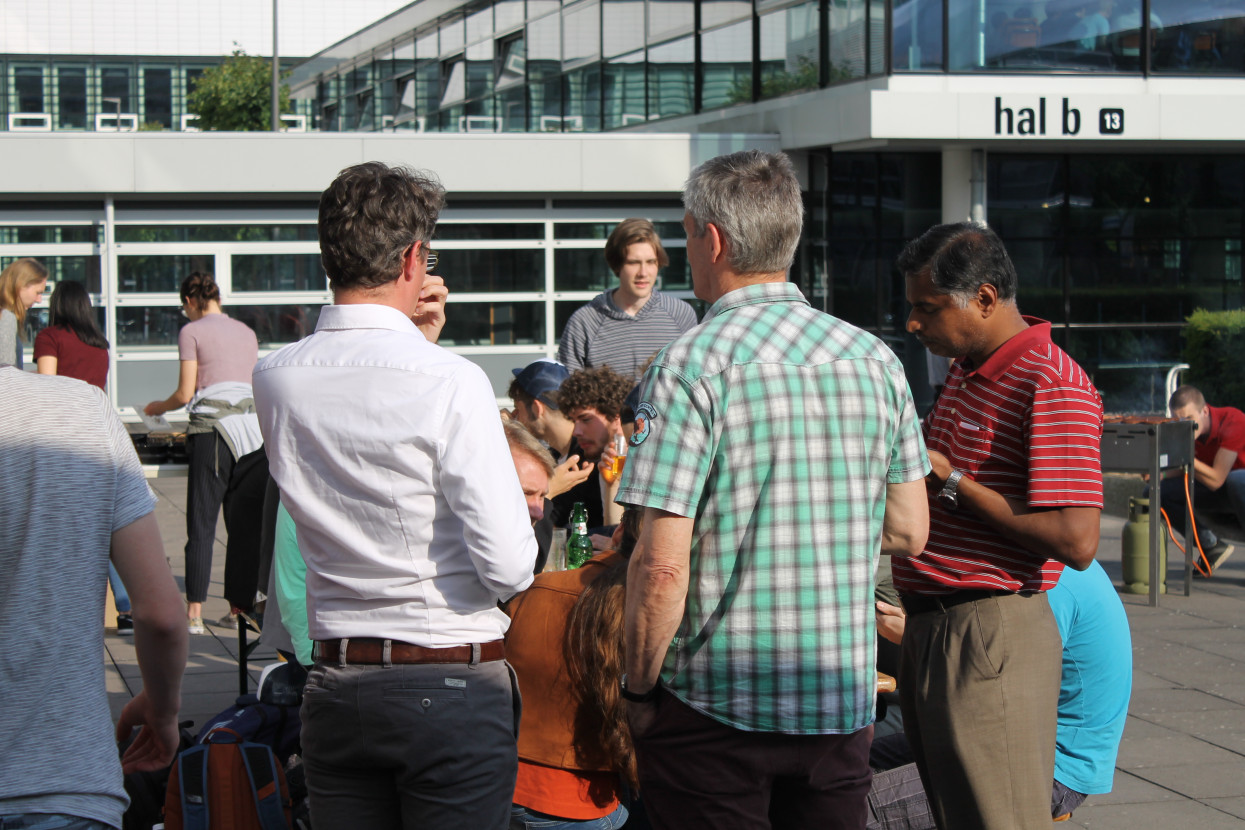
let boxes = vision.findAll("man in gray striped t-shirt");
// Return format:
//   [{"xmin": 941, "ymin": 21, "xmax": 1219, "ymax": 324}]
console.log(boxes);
[
  {"xmin": 558, "ymin": 218, "xmax": 697, "ymax": 380},
  {"xmin": 1, "ymin": 368, "xmax": 187, "ymax": 829}
]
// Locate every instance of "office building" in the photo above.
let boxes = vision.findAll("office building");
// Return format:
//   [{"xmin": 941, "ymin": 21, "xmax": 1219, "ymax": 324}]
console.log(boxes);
[
  {"xmin": 6, "ymin": 0, "xmax": 1244, "ymax": 414},
  {"xmin": 284, "ymin": 0, "xmax": 1245, "ymax": 411}
]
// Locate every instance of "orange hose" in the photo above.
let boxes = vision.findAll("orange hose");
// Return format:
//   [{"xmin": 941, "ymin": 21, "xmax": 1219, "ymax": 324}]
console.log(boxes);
[{"xmin": 1157, "ymin": 469, "xmax": 1214, "ymax": 577}]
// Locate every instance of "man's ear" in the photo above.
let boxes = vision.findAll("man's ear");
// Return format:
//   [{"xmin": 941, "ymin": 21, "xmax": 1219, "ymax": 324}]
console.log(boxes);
[
  {"xmin": 401, "ymin": 241, "xmax": 424, "ymax": 284},
  {"xmin": 705, "ymin": 222, "xmax": 728, "ymax": 265},
  {"xmin": 975, "ymin": 283, "xmax": 1001, "ymax": 318}
]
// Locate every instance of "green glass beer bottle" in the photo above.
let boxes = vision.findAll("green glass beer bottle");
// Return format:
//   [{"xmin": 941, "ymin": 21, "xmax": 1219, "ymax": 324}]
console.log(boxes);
[{"xmin": 567, "ymin": 502, "xmax": 593, "ymax": 569}]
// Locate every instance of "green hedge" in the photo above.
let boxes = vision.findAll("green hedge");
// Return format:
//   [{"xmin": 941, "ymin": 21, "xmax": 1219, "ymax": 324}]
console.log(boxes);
[{"xmin": 1183, "ymin": 309, "xmax": 1245, "ymax": 410}]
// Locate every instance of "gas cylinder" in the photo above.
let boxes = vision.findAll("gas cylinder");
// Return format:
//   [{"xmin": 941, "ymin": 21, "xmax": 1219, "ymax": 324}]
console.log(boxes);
[{"xmin": 1122, "ymin": 496, "xmax": 1166, "ymax": 594}]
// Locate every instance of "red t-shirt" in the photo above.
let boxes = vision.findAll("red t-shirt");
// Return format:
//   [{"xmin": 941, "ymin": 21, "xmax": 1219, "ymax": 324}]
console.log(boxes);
[
  {"xmin": 1197, "ymin": 406, "xmax": 1245, "ymax": 471},
  {"xmin": 892, "ymin": 318, "xmax": 1104, "ymax": 595},
  {"xmin": 32, "ymin": 326, "xmax": 108, "ymax": 390}
]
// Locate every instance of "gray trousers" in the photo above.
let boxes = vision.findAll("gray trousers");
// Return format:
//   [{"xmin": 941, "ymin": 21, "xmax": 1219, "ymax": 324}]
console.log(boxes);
[
  {"xmin": 301, "ymin": 658, "xmax": 521, "ymax": 830},
  {"xmin": 898, "ymin": 591, "xmax": 1061, "ymax": 830}
]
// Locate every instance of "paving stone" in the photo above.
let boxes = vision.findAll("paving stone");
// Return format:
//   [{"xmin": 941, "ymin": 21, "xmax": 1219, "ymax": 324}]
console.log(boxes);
[
  {"xmin": 1128, "ymin": 687, "xmax": 1245, "ymax": 715},
  {"xmin": 1067, "ymin": 799, "xmax": 1245, "ymax": 829},
  {"xmin": 1130, "ymin": 762, "xmax": 1245, "ymax": 800},
  {"xmin": 1116, "ymin": 734, "xmax": 1243, "ymax": 769}
]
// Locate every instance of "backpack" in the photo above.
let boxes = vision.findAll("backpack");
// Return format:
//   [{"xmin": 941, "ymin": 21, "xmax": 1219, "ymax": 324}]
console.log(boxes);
[
  {"xmin": 194, "ymin": 693, "xmax": 301, "ymax": 764},
  {"xmin": 121, "ymin": 721, "xmax": 198, "ymax": 830},
  {"xmin": 163, "ymin": 726, "xmax": 292, "ymax": 830}
]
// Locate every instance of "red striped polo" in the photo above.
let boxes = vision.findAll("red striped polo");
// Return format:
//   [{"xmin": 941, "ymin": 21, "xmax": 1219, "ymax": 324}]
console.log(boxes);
[{"xmin": 893, "ymin": 317, "xmax": 1104, "ymax": 595}]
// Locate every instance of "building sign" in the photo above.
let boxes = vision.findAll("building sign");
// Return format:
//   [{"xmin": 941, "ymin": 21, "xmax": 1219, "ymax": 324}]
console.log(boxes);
[
  {"xmin": 968, "ymin": 93, "xmax": 1154, "ymax": 139},
  {"xmin": 868, "ymin": 83, "xmax": 1245, "ymax": 142},
  {"xmin": 991, "ymin": 97, "xmax": 1126, "ymax": 137}
]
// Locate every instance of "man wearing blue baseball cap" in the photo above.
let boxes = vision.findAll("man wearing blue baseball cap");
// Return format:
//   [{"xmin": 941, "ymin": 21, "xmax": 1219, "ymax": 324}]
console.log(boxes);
[{"xmin": 508, "ymin": 359, "xmax": 597, "ymax": 527}]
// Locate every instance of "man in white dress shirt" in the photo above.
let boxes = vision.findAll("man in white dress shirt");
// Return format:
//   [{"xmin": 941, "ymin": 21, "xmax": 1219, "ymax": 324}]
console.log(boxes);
[{"xmin": 253, "ymin": 162, "xmax": 538, "ymax": 830}]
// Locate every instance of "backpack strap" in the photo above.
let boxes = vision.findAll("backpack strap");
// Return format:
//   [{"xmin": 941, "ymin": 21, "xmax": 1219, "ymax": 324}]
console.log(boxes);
[
  {"xmin": 240, "ymin": 742, "xmax": 289, "ymax": 830},
  {"xmin": 178, "ymin": 744, "xmax": 211, "ymax": 830},
  {"xmin": 204, "ymin": 726, "xmax": 244, "ymax": 744}
]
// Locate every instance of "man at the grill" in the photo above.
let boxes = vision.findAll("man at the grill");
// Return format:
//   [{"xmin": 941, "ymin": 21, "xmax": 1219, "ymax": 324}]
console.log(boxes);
[{"xmin": 1159, "ymin": 384, "xmax": 1242, "ymax": 574}]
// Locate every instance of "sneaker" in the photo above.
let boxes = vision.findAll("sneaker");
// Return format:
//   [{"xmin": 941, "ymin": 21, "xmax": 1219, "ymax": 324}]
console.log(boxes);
[
  {"xmin": 188, "ymin": 617, "xmax": 206, "ymax": 635},
  {"xmin": 116, "ymin": 614, "xmax": 134, "ymax": 635},
  {"xmin": 213, "ymin": 612, "xmax": 239, "ymax": 630},
  {"xmin": 1209, "ymin": 541, "xmax": 1236, "ymax": 572}
]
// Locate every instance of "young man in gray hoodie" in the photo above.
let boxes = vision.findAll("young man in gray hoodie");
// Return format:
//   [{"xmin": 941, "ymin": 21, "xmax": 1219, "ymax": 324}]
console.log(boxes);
[{"xmin": 558, "ymin": 218, "xmax": 697, "ymax": 380}]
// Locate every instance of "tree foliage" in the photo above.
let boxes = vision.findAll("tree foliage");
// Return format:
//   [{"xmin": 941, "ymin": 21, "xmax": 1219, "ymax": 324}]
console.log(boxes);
[
  {"xmin": 1184, "ymin": 308, "xmax": 1245, "ymax": 410},
  {"xmin": 187, "ymin": 49, "xmax": 291, "ymax": 131}
]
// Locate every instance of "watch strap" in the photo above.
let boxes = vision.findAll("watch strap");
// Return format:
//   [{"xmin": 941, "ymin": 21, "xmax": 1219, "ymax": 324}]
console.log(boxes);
[{"xmin": 939, "ymin": 469, "xmax": 965, "ymax": 506}]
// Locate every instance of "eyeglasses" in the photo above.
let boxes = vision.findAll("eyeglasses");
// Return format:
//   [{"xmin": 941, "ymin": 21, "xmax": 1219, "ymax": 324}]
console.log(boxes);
[{"xmin": 405, "ymin": 244, "xmax": 438, "ymax": 273}]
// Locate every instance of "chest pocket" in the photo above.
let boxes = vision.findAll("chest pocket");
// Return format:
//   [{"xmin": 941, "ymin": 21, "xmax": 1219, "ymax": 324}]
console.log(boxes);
[{"xmin": 947, "ymin": 417, "xmax": 997, "ymax": 468}]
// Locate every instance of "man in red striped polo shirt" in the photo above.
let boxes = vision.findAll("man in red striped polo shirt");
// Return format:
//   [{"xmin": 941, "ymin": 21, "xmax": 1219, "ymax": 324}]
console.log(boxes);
[{"xmin": 894, "ymin": 222, "xmax": 1104, "ymax": 830}]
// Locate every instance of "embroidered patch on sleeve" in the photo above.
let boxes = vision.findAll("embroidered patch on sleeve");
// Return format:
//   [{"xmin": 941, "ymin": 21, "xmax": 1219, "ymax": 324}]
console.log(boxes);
[{"xmin": 631, "ymin": 402, "xmax": 657, "ymax": 446}]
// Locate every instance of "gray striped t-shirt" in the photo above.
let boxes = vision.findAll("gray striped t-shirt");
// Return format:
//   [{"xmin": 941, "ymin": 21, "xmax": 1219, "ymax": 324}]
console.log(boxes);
[
  {"xmin": 557, "ymin": 289, "xmax": 698, "ymax": 380},
  {"xmin": 0, "ymin": 368, "xmax": 156, "ymax": 826}
]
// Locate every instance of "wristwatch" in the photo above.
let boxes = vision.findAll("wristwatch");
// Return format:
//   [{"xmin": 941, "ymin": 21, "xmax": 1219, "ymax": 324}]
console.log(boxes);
[
  {"xmin": 620, "ymin": 674, "xmax": 660, "ymax": 703},
  {"xmin": 937, "ymin": 470, "xmax": 966, "ymax": 510}
]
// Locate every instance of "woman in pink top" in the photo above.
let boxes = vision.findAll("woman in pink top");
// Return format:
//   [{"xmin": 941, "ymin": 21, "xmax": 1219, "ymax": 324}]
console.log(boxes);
[{"xmin": 145, "ymin": 272, "xmax": 259, "ymax": 634}]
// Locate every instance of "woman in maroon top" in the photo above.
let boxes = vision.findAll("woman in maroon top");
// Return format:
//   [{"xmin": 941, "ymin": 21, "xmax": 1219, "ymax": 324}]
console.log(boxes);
[
  {"xmin": 34, "ymin": 280, "xmax": 132, "ymax": 633},
  {"xmin": 34, "ymin": 280, "xmax": 109, "ymax": 390}
]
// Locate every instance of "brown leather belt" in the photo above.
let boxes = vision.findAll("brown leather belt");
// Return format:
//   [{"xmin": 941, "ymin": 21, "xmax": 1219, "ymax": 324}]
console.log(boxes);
[
  {"xmin": 314, "ymin": 638, "xmax": 505, "ymax": 666},
  {"xmin": 900, "ymin": 589, "xmax": 1021, "ymax": 616}
]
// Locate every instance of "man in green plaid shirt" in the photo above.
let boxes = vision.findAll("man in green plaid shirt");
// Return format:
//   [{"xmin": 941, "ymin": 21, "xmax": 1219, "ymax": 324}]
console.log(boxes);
[{"xmin": 617, "ymin": 150, "xmax": 930, "ymax": 830}]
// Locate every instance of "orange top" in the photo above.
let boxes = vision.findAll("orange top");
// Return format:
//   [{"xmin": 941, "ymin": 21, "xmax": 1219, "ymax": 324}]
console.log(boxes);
[
  {"xmin": 504, "ymin": 552, "xmax": 624, "ymax": 815},
  {"xmin": 513, "ymin": 761, "xmax": 619, "ymax": 820}
]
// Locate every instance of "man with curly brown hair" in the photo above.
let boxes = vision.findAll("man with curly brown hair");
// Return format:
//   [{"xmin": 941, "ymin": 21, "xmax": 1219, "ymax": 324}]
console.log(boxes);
[{"xmin": 554, "ymin": 365, "xmax": 634, "ymax": 530}]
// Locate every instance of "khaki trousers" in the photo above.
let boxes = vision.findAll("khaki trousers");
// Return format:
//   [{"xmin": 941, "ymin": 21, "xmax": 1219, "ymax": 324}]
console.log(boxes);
[{"xmin": 898, "ymin": 591, "xmax": 1061, "ymax": 830}]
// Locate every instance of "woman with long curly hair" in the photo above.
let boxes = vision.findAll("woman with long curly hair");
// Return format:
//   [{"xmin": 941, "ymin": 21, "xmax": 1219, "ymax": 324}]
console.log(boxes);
[
  {"xmin": 0, "ymin": 258, "xmax": 48, "ymax": 368},
  {"xmin": 504, "ymin": 509, "xmax": 642, "ymax": 829}
]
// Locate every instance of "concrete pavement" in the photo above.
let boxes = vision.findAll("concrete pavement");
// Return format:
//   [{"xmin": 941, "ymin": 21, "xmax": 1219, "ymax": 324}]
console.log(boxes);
[
  {"xmin": 105, "ymin": 474, "xmax": 277, "ymax": 733},
  {"xmin": 102, "ymin": 475, "xmax": 1245, "ymax": 827}
]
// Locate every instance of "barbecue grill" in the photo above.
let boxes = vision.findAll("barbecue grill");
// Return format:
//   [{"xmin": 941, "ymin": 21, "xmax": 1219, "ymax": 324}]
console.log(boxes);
[{"xmin": 1101, "ymin": 417, "xmax": 1197, "ymax": 606}]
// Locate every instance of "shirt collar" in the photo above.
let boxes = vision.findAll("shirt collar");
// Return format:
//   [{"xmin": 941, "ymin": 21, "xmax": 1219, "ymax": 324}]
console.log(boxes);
[
  {"xmin": 703, "ymin": 281, "xmax": 808, "ymax": 322},
  {"xmin": 1202, "ymin": 406, "xmax": 1223, "ymax": 445},
  {"xmin": 967, "ymin": 316, "xmax": 1052, "ymax": 382},
  {"xmin": 314, "ymin": 303, "xmax": 425, "ymax": 340}
]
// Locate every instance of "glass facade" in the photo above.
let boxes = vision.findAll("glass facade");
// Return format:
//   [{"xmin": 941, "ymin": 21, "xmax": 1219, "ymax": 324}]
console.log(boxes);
[
  {"xmin": 803, "ymin": 149, "xmax": 1245, "ymax": 415},
  {"xmin": 1, "ymin": 56, "xmax": 312, "ymax": 131},
  {"xmin": 897, "ymin": 0, "xmax": 1245, "ymax": 73},
  {"xmin": 987, "ymin": 152, "xmax": 1245, "ymax": 412},
  {"xmin": 307, "ymin": 0, "xmax": 889, "ymax": 133},
  {"xmin": 294, "ymin": 0, "xmax": 1245, "ymax": 132},
  {"xmin": 793, "ymin": 149, "xmax": 1245, "ymax": 414}
]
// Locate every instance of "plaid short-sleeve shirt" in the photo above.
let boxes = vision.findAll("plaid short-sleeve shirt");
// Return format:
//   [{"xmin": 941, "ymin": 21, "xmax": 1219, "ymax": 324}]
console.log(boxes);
[{"xmin": 617, "ymin": 282, "xmax": 929, "ymax": 734}]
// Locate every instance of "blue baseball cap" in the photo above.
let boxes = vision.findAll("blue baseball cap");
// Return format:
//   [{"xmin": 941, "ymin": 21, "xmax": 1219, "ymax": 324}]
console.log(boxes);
[{"xmin": 511, "ymin": 359, "xmax": 570, "ymax": 408}]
